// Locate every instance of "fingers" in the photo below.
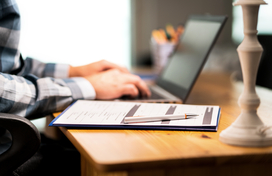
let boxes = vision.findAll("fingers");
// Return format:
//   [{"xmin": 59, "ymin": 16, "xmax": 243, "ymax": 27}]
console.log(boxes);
[
  {"xmin": 99, "ymin": 60, "xmax": 130, "ymax": 73},
  {"xmin": 109, "ymin": 69, "xmax": 151, "ymax": 98},
  {"xmin": 120, "ymin": 73, "xmax": 151, "ymax": 98},
  {"xmin": 120, "ymin": 84, "xmax": 139, "ymax": 97}
]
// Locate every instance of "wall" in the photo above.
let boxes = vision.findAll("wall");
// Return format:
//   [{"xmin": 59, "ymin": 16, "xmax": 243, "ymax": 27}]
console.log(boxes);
[{"xmin": 131, "ymin": 0, "xmax": 234, "ymax": 67}]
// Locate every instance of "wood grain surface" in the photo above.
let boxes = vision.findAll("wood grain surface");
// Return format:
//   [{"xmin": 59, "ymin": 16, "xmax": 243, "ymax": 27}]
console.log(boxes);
[{"xmin": 53, "ymin": 71, "xmax": 272, "ymax": 175}]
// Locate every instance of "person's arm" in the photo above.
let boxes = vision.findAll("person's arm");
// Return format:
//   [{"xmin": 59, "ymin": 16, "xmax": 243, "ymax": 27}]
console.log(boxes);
[
  {"xmin": 18, "ymin": 58, "xmax": 151, "ymax": 99},
  {"xmin": 18, "ymin": 57, "xmax": 70, "ymax": 79},
  {"xmin": 0, "ymin": 72, "xmax": 95, "ymax": 119},
  {"xmin": 18, "ymin": 58, "xmax": 130, "ymax": 79}
]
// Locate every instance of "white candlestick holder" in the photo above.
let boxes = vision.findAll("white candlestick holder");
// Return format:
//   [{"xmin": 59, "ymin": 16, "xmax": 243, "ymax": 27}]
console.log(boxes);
[{"xmin": 219, "ymin": 0, "xmax": 272, "ymax": 147}]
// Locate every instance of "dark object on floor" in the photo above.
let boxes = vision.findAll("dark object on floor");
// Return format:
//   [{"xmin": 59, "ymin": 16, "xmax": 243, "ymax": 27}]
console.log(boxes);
[
  {"xmin": 0, "ymin": 113, "xmax": 80, "ymax": 176},
  {"xmin": 13, "ymin": 133, "xmax": 81, "ymax": 176},
  {"xmin": 0, "ymin": 113, "xmax": 41, "ymax": 176}
]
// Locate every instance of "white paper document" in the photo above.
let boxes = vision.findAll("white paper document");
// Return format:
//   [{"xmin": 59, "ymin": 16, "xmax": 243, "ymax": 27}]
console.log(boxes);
[{"xmin": 50, "ymin": 100, "xmax": 221, "ymax": 131}]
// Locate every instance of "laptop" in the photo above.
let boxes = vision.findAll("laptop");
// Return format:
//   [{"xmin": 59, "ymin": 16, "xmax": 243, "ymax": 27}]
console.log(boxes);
[{"xmin": 121, "ymin": 15, "xmax": 227, "ymax": 103}]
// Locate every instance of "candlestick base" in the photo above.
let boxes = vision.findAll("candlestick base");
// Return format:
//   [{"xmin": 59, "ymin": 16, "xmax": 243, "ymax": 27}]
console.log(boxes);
[{"xmin": 220, "ymin": 122, "xmax": 272, "ymax": 147}]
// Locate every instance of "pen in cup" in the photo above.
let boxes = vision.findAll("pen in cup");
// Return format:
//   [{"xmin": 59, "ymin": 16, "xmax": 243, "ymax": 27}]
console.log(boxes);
[{"xmin": 124, "ymin": 113, "xmax": 198, "ymax": 124}]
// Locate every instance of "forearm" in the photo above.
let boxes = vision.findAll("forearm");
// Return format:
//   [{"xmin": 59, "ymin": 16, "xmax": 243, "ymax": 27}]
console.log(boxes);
[
  {"xmin": 0, "ymin": 73, "xmax": 95, "ymax": 118},
  {"xmin": 19, "ymin": 57, "xmax": 70, "ymax": 78}
]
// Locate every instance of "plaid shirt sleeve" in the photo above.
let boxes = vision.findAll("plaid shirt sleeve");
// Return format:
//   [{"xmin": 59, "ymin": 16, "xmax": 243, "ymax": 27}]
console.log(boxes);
[{"xmin": 0, "ymin": 0, "xmax": 96, "ymax": 118}]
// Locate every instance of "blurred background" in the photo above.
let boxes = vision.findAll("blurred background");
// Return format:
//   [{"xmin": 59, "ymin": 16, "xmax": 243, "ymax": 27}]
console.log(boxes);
[{"xmin": 17, "ymin": 0, "xmax": 272, "ymax": 72}]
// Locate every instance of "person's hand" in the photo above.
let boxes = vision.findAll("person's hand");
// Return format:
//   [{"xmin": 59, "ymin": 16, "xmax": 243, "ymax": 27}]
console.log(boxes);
[
  {"xmin": 69, "ymin": 60, "xmax": 129, "ymax": 77},
  {"xmin": 84, "ymin": 69, "xmax": 151, "ymax": 100}
]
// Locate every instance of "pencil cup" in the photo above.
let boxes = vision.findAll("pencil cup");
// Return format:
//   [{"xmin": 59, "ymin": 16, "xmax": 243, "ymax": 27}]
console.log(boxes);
[{"xmin": 150, "ymin": 38, "xmax": 176, "ymax": 74}]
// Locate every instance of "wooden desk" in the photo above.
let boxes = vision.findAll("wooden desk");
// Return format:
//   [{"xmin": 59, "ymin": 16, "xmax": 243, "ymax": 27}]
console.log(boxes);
[{"xmin": 53, "ymin": 71, "xmax": 272, "ymax": 176}]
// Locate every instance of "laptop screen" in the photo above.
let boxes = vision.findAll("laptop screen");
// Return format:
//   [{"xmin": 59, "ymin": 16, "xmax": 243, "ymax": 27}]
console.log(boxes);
[{"xmin": 156, "ymin": 15, "xmax": 227, "ymax": 102}]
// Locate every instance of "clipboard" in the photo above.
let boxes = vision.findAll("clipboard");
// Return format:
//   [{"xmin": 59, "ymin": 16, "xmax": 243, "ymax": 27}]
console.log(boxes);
[{"xmin": 49, "ymin": 100, "xmax": 221, "ymax": 131}]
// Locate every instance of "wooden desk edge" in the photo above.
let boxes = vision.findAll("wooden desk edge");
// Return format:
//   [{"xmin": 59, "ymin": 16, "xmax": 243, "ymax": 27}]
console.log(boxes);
[
  {"xmin": 50, "ymin": 71, "xmax": 272, "ymax": 173},
  {"xmin": 51, "ymin": 115, "xmax": 272, "ymax": 173}
]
